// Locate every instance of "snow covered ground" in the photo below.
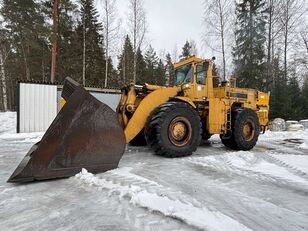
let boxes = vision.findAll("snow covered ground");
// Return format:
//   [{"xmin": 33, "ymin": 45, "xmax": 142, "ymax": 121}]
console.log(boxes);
[{"xmin": 1, "ymin": 112, "xmax": 308, "ymax": 231}]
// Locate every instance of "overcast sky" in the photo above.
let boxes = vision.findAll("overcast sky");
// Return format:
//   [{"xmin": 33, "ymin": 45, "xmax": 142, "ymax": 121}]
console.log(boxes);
[{"xmin": 113, "ymin": 0, "xmax": 205, "ymax": 59}]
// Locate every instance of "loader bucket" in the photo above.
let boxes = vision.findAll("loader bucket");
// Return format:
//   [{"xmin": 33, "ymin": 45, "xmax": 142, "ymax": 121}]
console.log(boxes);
[{"xmin": 8, "ymin": 78, "xmax": 126, "ymax": 183}]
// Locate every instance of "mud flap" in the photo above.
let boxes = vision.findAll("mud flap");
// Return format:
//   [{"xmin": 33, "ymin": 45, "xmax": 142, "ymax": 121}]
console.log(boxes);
[{"xmin": 8, "ymin": 78, "xmax": 126, "ymax": 183}]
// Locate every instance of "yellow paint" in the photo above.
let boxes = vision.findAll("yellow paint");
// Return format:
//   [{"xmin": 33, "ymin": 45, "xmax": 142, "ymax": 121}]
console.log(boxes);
[
  {"xmin": 257, "ymin": 91, "xmax": 270, "ymax": 106},
  {"xmin": 122, "ymin": 87, "xmax": 180, "ymax": 143},
  {"xmin": 145, "ymin": 84, "xmax": 164, "ymax": 91},
  {"xmin": 208, "ymin": 98, "xmax": 226, "ymax": 133},
  {"xmin": 173, "ymin": 56, "xmax": 204, "ymax": 69},
  {"xmin": 60, "ymin": 98, "xmax": 66, "ymax": 107},
  {"xmin": 173, "ymin": 96, "xmax": 196, "ymax": 108}
]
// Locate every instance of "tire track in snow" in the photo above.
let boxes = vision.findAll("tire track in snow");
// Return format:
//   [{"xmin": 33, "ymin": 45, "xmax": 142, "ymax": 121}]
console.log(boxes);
[
  {"xmin": 74, "ymin": 168, "xmax": 252, "ymax": 231},
  {"xmin": 264, "ymin": 153, "xmax": 308, "ymax": 180},
  {"xmin": 186, "ymin": 152, "xmax": 308, "ymax": 188},
  {"xmin": 105, "ymin": 167, "xmax": 202, "ymax": 207}
]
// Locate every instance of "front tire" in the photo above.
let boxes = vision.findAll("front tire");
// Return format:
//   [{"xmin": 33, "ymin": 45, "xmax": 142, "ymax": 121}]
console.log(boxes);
[{"xmin": 145, "ymin": 102, "xmax": 202, "ymax": 157}]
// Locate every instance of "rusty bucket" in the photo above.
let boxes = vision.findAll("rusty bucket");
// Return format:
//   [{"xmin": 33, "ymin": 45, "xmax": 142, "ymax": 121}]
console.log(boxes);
[{"xmin": 8, "ymin": 78, "xmax": 125, "ymax": 183}]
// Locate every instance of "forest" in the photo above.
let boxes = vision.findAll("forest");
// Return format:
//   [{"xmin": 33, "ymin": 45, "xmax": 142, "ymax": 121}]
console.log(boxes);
[{"xmin": 0, "ymin": 0, "xmax": 307, "ymax": 120}]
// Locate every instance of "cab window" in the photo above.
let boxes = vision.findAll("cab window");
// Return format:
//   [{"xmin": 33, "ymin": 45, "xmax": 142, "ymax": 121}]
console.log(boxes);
[
  {"xmin": 196, "ymin": 62, "xmax": 208, "ymax": 85},
  {"xmin": 174, "ymin": 64, "xmax": 193, "ymax": 85}
]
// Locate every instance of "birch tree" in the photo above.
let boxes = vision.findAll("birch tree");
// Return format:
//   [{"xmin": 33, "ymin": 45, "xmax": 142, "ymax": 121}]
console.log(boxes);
[
  {"xmin": 172, "ymin": 44, "xmax": 179, "ymax": 63},
  {"xmin": 0, "ymin": 21, "xmax": 10, "ymax": 111},
  {"xmin": 101, "ymin": 0, "xmax": 120, "ymax": 88},
  {"xmin": 265, "ymin": 0, "xmax": 283, "ymax": 82},
  {"xmin": 203, "ymin": 0, "xmax": 233, "ymax": 80},
  {"xmin": 128, "ymin": 0, "xmax": 147, "ymax": 84},
  {"xmin": 0, "ymin": 45, "xmax": 9, "ymax": 111},
  {"xmin": 278, "ymin": 0, "xmax": 306, "ymax": 79},
  {"xmin": 0, "ymin": 14, "xmax": 11, "ymax": 111}
]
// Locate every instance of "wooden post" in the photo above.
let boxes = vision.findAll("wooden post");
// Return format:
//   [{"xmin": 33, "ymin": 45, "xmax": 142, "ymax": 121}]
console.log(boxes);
[{"xmin": 51, "ymin": 0, "xmax": 59, "ymax": 83}]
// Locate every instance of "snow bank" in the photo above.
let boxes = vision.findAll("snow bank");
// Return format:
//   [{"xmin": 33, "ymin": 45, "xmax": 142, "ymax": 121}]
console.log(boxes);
[
  {"xmin": 75, "ymin": 169, "xmax": 252, "ymax": 231},
  {"xmin": 0, "ymin": 112, "xmax": 43, "ymax": 142},
  {"xmin": 0, "ymin": 112, "xmax": 16, "ymax": 134},
  {"xmin": 260, "ymin": 130, "xmax": 308, "ymax": 141}
]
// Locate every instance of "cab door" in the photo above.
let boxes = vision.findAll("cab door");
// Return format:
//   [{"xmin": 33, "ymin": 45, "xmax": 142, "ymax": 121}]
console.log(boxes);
[{"xmin": 194, "ymin": 62, "xmax": 208, "ymax": 100}]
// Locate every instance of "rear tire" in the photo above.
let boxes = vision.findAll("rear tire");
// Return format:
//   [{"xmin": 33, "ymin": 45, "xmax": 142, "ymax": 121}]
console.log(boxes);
[
  {"xmin": 220, "ymin": 134, "xmax": 238, "ymax": 149},
  {"xmin": 145, "ymin": 102, "xmax": 202, "ymax": 157},
  {"xmin": 221, "ymin": 109, "xmax": 260, "ymax": 151}
]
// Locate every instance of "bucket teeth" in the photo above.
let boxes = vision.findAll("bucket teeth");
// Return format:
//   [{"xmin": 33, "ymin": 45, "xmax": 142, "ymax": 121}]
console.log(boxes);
[{"xmin": 8, "ymin": 78, "xmax": 125, "ymax": 183}]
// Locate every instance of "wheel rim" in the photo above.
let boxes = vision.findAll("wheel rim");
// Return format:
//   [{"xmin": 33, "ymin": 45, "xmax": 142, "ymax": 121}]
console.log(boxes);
[
  {"xmin": 242, "ymin": 119, "xmax": 256, "ymax": 141},
  {"xmin": 168, "ymin": 117, "xmax": 192, "ymax": 147}
]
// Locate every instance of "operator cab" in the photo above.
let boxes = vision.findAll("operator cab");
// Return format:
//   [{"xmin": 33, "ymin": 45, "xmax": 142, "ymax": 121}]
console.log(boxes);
[
  {"xmin": 172, "ymin": 56, "xmax": 213, "ymax": 101},
  {"xmin": 173, "ymin": 56, "xmax": 210, "ymax": 87}
]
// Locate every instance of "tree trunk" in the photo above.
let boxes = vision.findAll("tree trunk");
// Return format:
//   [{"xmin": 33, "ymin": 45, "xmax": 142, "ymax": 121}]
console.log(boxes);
[
  {"xmin": 21, "ymin": 43, "xmax": 30, "ymax": 80},
  {"xmin": 104, "ymin": 4, "xmax": 109, "ymax": 88},
  {"xmin": 284, "ymin": 27, "xmax": 288, "ymax": 81},
  {"xmin": 123, "ymin": 51, "xmax": 126, "ymax": 84},
  {"xmin": 51, "ymin": 0, "xmax": 59, "ymax": 83},
  {"xmin": 82, "ymin": 13, "xmax": 86, "ymax": 86},
  {"xmin": 42, "ymin": 43, "xmax": 46, "ymax": 81},
  {"xmin": 283, "ymin": 1, "xmax": 289, "ymax": 81},
  {"xmin": 105, "ymin": 51, "xmax": 109, "ymax": 88},
  {"xmin": 133, "ymin": 0, "xmax": 137, "ymax": 84},
  {"xmin": 218, "ymin": 0, "xmax": 226, "ymax": 81},
  {"xmin": 267, "ymin": 0, "xmax": 273, "ymax": 89},
  {"xmin": 0, "ymin": 51, "xmax": 8, "ymax": 111},
  {"xmin": 303, "ymin": 35, "xmax": 308, "ymax": 55}
]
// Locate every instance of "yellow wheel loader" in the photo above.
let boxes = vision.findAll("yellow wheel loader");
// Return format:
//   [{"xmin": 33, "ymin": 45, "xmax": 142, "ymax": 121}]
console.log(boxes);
[{"xmin": 8, "ymin": 56, "xmax": 269, "ymax": 183}]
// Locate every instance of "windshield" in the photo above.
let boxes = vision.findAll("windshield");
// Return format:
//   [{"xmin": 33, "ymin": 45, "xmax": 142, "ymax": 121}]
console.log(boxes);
[{"xmin": 174, "ymin": 64, "xmax": 193, "ymax": 85}]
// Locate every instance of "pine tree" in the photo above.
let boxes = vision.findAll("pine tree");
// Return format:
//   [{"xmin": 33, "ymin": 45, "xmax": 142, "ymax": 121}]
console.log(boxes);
[
  {"xmin": 155, "ymin": 59, "xmax": 166, "ymax": 86},
  {"xmin": 106, "ymin": 57, "xmax": 118, "ymax": 88},
  {"xmin": 232, "ymin": 0, "xmax": 267, "ymax": 90},
  {"xmin": 43, "ymin": 0, "xmax": 78, "ymax": 83},
  {"xmin": 0, "ymin": 0, "xmax": 48, "ymax": 110},
  {"xmin": 117, "ymin": 35, "xmax": 134, "ymax": 85},
  {"xmin": 165, "ymin": 53, "xmax": 174, "ymax": 86},
  {"xmin": 144, "ymin": 45, "xmax": 159, "ymax": 84},
  {"xmin": 302, "ymin": 77, "xmax": 308, "ymax": 118},
  {"xmin": 269, "ymin": 57, "xmax": 288, "ymax": 119},
  {"xmin": 1, "ymin": 0, "xmax": 48, "ymax": 81},
  {"xmin": 75, "ymin": 0, "xmax": 105, "ymax": 86},
  {"xmin": 285, "ymin": 73, "xmax": 304, "ymax": 120},
  {"xmin": 180, "ymin": 41, "xmax": 192, "ymax": 60},
  {"xmin": 136, "ymin": 48, "xmax": 147, "ymax": 85}
]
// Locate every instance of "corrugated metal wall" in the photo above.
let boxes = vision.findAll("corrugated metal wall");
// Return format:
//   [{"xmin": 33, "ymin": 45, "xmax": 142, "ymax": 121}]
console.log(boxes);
[
  {"xmin": 18, "ymin": 82, "xmax": 121, "ymax": 133},
  {"xmin": 91, "ymin": 92, "xmax": 120, "ymax": 111},
  {"xmin": 56, "ymin": 90, "xmax": 120, "ymax": 112},
  {"xmin": 18, "ymin": 83, "xmax": 57, "ymax": 133}
]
